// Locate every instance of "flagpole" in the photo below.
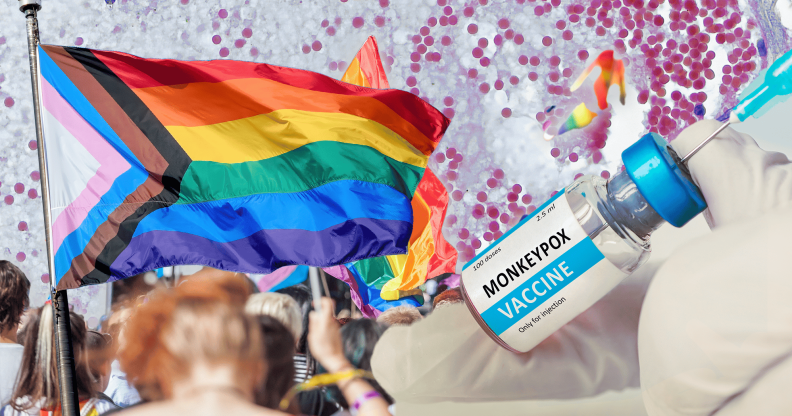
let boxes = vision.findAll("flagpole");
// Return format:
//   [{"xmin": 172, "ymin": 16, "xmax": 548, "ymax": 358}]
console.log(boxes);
[
  {"xmin": 308, "ymin": 267, "xmax": 323, "ymax": 313},
  {"xmin": 319, "ymin": 268, "xmax": 331, "ymax": 299},
  {"xmin": 18, "ymin": 2, "xmax": 80, "ymax": 416}
]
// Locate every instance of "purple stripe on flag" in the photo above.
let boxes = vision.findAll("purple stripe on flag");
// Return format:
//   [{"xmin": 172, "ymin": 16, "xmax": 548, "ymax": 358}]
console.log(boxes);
[
  {"xmin": 256, "ymin": 265, "xmax": 298, "ymax": 292},
  {"xmin": 40, "ymin": 76, "xmax": 131, "ymax": 254},
  {"xmin": 108, "ymin": 218, "xmax": 410, "ymax": 280},
  {"xmin": 323, "ymin": 265, "xmax": 380, "ymax": 318}
]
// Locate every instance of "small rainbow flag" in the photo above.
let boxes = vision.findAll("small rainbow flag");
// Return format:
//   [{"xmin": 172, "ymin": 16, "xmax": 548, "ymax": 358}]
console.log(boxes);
[
  {"xmin": 38, "ymin": 45, "xmax": 449, "ymax": 290},
  {"xmin": 557, "ymin": 102, "xmax": 598, "ymax": 136},
  {"xmin": 570, "ymin": 50, "xmax": 626, "ymax": 110}
]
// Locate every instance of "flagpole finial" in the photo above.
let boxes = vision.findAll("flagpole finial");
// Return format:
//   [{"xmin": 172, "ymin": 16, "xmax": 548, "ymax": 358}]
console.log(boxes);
[{"xmin": 18, "ymin": 0, "xmax": 41, "ymax": 12}]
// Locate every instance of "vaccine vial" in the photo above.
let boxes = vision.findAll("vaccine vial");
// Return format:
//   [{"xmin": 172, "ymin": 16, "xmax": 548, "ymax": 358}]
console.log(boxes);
[{"xmin": 460, "ymin": 133, "xmax": 707, "ymax": 353}]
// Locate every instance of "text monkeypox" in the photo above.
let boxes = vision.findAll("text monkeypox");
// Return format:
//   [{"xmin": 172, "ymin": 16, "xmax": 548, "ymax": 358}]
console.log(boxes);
[{"xmin": 482, "ymin": 228, "xmax": 573, "ymax": 299}]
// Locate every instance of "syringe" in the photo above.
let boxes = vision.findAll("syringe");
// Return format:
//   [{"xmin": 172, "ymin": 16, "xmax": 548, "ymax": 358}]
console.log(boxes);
[{"xmin": 681, "ymin": 48, "xmax": 792, "ymax": 163}]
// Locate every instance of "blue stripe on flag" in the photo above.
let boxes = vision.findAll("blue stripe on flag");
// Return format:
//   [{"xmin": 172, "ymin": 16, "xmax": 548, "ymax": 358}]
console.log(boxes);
[{"xmin": 131, "ymin": 180, "xmax": 414, "ymax": 240}]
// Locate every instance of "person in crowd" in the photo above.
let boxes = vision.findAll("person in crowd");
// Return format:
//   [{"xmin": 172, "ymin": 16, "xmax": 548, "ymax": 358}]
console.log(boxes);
[
  {"xmin": 245, "ymin": 293, "xmax": 303, "ymax": 347},
  {"xmin": 276, "ymin": 286, "xmax": 318, "ymax": 385},
  {"xmin": 375, "ymin": 306, "xmax": 422, "ymax": 327},
  {"xmin": 431, "ymin": 287, "xmax": 463, "ymax": 311},
  {"xmin": 254, "ymin": 316, "xmax": 298, "ymax": 414},
  {"xmin": 102, "ymin": 303, "xmax": 142, "ymax": 408},
  {"xmin": 14, "ymin": 309, "xmax": 34, "ymax": 348},
  {"xmin": 86, "ymin": 331, "xmax": 115, "ymax": 405},
  {"xmin": 2, "ymin": 308, "xmax": 116, "ymax": 415},
  {"xmin": 0, "ymin": 261, "xmax": 30, "ymax": 406},
  {"xmin": 114, "ymin": 273, "xmax": 290, "ymax": 416},
  {"xmin": 308, "ymin": 298, "xmax": 392, "ymax": 416},
  {"xmin": 325, "ymin": 319, "xmax": 393, "ymax": 416},
  {"xmin": 271, "ymin": 286, "xmax": 339, "ymax": 416}
]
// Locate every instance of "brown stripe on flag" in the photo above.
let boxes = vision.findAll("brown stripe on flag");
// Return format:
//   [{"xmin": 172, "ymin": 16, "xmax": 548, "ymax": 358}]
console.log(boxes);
[
  {"xmin": 43, "ymin": 46, "xmax": 170, "ymax": 181},
  {"xmin": 56, "ymin": 178, "xmax": 165, "ymax": 289}
]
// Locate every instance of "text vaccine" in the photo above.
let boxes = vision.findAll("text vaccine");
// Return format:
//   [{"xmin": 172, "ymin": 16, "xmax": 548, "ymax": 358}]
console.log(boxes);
[{"xmin": 460, "ymin": 133, "xmax": 707, "ymax": 353}]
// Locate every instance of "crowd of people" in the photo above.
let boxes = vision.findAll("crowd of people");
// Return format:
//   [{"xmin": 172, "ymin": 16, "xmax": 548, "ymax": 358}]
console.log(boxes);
[{"xmin": 0, "ymin": 261, "xmax": 460, "ymax": 416}]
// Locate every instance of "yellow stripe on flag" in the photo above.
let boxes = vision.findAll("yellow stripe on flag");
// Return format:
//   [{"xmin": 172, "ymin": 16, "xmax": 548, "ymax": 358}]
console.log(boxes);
[{"xmin": 166, "ymin": 109, "xmax": 427, "ymax": 167}]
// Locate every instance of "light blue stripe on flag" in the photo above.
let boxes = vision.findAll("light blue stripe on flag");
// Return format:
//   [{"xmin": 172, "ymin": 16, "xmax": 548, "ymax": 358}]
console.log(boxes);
[
  {"xmin": 481, "ymin": 238, "xmax": 604, "ymax": 335},
  {"xmin": 269, "ymin": 265, "xmax": 309, "ymax": 292}
]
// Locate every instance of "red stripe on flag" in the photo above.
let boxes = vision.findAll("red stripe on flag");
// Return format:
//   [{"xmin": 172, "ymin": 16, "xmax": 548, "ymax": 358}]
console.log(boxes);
[
  {"xmin": 87, "ymin": 48, "xmax": 449, "ymax": 145},
  {"xmin": 356, "ymin": 36, "xmax": 389, "ymax": 89}
]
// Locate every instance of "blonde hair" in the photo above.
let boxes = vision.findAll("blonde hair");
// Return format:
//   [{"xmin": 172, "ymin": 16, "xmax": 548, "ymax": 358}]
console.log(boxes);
[
  {"xmin": 245, "ymin": 293, "xmax": 303, "ymax": 342},
  {"xmin": 376, "ymin": 306, "xmax": 423, "ymax": 327},
  {"xmin": 12, "ymin": 308, "xmax": 93, "ymax": 412}
]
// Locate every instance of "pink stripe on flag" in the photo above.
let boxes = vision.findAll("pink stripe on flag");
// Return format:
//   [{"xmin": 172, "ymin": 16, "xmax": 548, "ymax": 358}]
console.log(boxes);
[
  {"xmin": 256, "ymin": 265, "xmax": 297, "ymax": 292},
  {"xmin": 41, "ymin": 76, "xmax": 131, "ymax": 254},
  {"xmin": 322, "ymin": 265, "xmax": 380, "ymax": 318}
]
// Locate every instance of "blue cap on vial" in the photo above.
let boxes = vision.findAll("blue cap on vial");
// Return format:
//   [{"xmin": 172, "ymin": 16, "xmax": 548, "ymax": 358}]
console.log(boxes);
[{"xmin": 621, "ymin": 133, "xmax": 707, "ymax": 227}]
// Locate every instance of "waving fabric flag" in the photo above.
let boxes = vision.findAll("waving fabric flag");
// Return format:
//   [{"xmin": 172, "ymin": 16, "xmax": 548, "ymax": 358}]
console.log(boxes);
[
  {"xmin": 341, "ymin": 36, "xmax": 389, "ymax": 89},
  {"xmin": 339, "ymin": 38, "xmax": 457, "ymax": 306},
  {"xmin": 38, "ymin": 45, "xmax": 449, "ymax": 290},
  {"xmin": 253, "ymin": 265, "xmax": 309, "ymax": 293},
  {"xmin": 323, "ymin": 264, "xmax": 422, "ymax": 318}
]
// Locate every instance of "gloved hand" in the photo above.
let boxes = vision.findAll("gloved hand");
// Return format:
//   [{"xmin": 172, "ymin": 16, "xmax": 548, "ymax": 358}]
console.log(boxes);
[
  {"xmin": 370, "ymin": 259, "xmax": 660, "ymax": 402},
  {"xmin": 639, "ymin": 120, "xmax": 792, "ymax": 415},
  {"xmin": 370, "ymin": 119, "xmax": 792, "ymax": 413}
]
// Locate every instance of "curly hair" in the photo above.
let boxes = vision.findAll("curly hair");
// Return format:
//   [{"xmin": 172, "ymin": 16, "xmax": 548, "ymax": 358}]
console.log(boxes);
[
  {"xmin": 0, "ymin": 260, "xmax": 30, "ymax": 334},
  {"xmin": 119, "ymin": 273, "xmax": 264, "ymax": 401}
]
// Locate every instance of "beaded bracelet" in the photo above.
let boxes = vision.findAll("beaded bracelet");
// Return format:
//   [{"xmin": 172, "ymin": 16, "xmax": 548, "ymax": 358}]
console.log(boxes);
[{"xmin": 351, "ymin": 390, "xmax": 382, "ymax": 415}]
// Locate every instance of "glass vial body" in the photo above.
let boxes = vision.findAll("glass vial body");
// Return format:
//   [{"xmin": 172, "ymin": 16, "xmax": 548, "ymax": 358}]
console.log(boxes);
[
  {"xmin": 567, "ymin": 169, "xmax": 665, "ymax": 274},
  {"xmin": 460, "ymin": 169, "xmax": 666, "ymax": 353}
]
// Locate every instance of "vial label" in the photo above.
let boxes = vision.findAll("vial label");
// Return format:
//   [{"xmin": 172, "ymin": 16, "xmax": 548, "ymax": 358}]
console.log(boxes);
[{"xmin": 461, "ymin": 190, "xmax": 626, "ymax": 353}]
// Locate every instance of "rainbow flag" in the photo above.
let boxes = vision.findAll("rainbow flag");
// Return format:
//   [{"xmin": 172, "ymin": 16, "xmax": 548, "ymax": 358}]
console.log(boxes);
[
  {"xmin": 339, "ymin": 38, "xmax": 457, "ymax": 305},
  {"xmin": 38, "ymin": 45, "xmax": 449, "ymax": 290},
  {"xmin": 557, "ymin": 102, "xmax": 598, "ymax": 135}
]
